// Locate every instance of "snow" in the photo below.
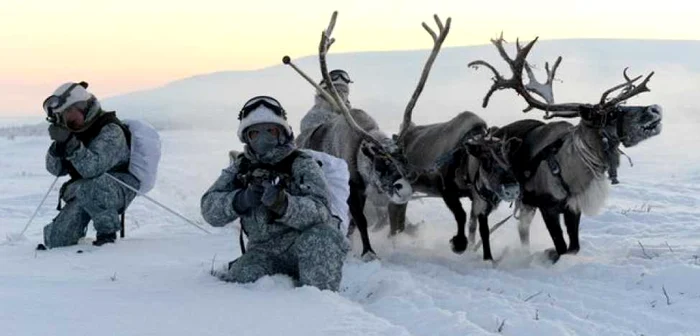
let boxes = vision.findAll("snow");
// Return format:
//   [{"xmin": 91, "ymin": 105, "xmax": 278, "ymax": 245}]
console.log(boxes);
[{"xmin": 1, "ymin": 120, "xmax": 698, "ymax": 336}]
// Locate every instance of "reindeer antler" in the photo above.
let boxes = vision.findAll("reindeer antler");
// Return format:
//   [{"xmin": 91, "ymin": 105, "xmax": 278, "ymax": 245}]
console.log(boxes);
[
  {"xmin": 600, "ymin": 68, "xmax": 655, "ymax": 109},
  {"xmin": 283, "ymin": 11, "xmax": 386, "ymax": 149},
  {"xmin": 468, "ymin": 35, "xmax": 585, "ymax": 119},
  {"xmin": 517, "ymin": 38, "xmax": 562, "ymax": 108},
  {"xmin": 397, "ymin": 14, "xmax": 451, "ymax": 141},
  {"xmin": 469, "ymin": 34, "xmax": 654, "ymax": 120}
]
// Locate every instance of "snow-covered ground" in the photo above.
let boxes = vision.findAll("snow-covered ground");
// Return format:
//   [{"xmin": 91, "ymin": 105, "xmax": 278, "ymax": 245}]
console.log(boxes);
[{"xmin": 1, "ymin": 124, "xmax": 699, "ymax": 336}]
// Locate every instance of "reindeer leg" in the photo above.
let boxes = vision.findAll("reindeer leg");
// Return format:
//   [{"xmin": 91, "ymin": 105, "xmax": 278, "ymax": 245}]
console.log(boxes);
[
  {"xmin": 469, "ymin": 198, "xmax": 493, "ymax": 260},
  {"xmin": 467, "ymin": 212, "xmax": 477, "ymax": 245},
  {"xmin": 518, "ymin": 203, "xmax": 536, "ymax": 248},
  {"xmin": 477, "ymin": 212, "xmax": 493, "ymax": 261},
  {"xmin": 349, "ymin": 182, "xmax": 376, "ymax": 260},
  {"xmin": 540, "ymin": 207, "xmax": 567, "ymax": 263},
  {"xmin": 388, "ymin": 203, "xmax": 407, "ymax": 236},
  {"xmin": 563, "ymin": 209, "xmax": 581, "ymax": 254},
  {"xmin": 441, "ymin": 188, "xmax": 468, "ymax": 254}
]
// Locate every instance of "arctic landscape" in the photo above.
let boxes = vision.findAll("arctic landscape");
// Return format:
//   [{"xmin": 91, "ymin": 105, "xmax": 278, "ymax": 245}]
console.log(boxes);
[{"xmin": 2, "ymin": 39, "xmax": 700, "ymax": 335}]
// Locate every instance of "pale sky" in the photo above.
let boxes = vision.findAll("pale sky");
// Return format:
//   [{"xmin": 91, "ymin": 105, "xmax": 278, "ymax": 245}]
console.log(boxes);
[{"xmin": 0, "ymin": 0, "xmax": 696, "ymax": 116}]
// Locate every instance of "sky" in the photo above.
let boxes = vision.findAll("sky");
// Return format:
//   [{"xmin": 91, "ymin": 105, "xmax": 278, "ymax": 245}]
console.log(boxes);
[{"xmin": 0, "ymin": 0, "xmax": 697, "ymax": 117}]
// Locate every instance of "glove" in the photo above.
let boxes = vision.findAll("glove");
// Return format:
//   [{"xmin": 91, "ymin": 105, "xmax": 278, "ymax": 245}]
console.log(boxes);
[
  {"xmin": 261, "ymin": 182, "xmax": 288, "ymax": 216},
  {"xmin": 232, "ymin": 183, "xmax": 264, "ymax": 214},
  {"xmin": 48, "ymin": 124, "xmax": 72, "ymax": 143}
]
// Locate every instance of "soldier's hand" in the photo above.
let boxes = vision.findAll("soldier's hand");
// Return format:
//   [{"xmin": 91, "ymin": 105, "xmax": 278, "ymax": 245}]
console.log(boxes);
[
  {"xmin": 48, "ymin": 124, "xmax": 72, "ymax": 143},
  {"xmin": 261, "ymin": 182, "xmax": 288, "ymax": 216},
  {"xmin": 232, "ymin": 184, "xmax": 264, "ymax": 214}
]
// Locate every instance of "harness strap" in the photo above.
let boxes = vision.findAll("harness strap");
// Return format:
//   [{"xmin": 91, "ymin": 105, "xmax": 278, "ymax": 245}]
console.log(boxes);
[
  {"xmin": 546, "ymin": 155, "xmax": 571, "ymax": 197},
  {"xmin": 239, "ymin": 229, "xmax": 246, "ymax": 255},
  {"xmin": 120, "ymin": 213, "xmax": 125, "ymax": 238}
]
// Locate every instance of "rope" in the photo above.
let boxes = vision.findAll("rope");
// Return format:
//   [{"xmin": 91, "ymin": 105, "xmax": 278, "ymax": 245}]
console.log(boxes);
[
  {"xmin": 471, "ymin": 214, "xmax": 513, "ymax": 251},
  {"xmin": 105, "ymin": 173, "xmax": 211, "ymax": 234}
]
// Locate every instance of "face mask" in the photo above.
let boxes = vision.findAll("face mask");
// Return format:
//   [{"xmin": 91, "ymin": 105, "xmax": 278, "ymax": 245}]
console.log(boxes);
[{"xmin": 246, "ymin": 124, "xmax": 283, "ymax": 154}]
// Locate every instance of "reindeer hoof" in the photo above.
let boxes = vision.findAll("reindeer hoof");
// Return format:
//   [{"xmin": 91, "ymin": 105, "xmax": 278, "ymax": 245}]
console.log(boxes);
[
  {"xmin": 361, "ymin": 250, "xmax": 379, "ymax": 262},
  {"xmin": 567, "ymin": 245, "xmax": 580, "ymax": 254},
  {"xmin": 450, "ymin": 235, "xmax": 468, "ymax": 254},
  {"xmin": 544, "ymin": 248, "xmax": 561, "ymax": 263}
]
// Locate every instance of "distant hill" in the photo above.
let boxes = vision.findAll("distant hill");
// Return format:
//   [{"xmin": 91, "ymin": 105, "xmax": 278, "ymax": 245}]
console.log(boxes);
[{"xmin": 8, "ymin": 39, "xmax": 699, "ymax": 137}]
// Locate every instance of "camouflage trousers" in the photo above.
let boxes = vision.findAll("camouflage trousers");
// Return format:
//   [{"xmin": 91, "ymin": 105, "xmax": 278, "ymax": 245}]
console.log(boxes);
[
  {"xmin": 220, "ymin": 224, "xmax": 350, "ymax": 291},
  {"xmin": 43, "ymin": 173, "xmax": 138, "ymax": 248}
]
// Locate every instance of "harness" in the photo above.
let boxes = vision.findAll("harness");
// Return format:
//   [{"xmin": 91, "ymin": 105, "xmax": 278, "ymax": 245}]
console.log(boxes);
[
  {"xmin": 520, "ymin": 136, "xmax": 571, "ymax": 197},
  {"xmin": 519, "ymin": 113, "xmax": 627, "ymax": 198},
  {"xmin": 429, "ymin": 127, "xmax": 488, "ymax": 173},
  {"xmin": 472, "ymin": 166, "xmax": 501, "ymax": 206}
]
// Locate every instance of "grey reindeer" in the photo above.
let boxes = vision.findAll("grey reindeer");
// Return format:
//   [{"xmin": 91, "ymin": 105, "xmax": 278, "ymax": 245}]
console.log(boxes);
[
  {"xmin": 385, "ymin": 25, "xmax": 522, "ymax": 261},
  {"xmin": 284, "ymin": 11, "xmax": 450, "ymax": 260},
  {"xmin": 469, "ymin": 35, "xmax": 663, "ymax": 262}
]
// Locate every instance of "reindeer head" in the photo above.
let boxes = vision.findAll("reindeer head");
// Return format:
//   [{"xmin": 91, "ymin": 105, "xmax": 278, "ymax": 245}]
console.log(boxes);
[
  {"xmin": 469, "ymin": 35, "xmax": 663, "ymax": 149},
  {"xmin": 461, "ymin": 127, "xmax": 520, "ymax": 202},
  {"xmin": 580, "ymin": 103, "xmax": 663, "ymax": 148},
  {"xmin": 358, "ymin": 141, "xmax": 413, "ymax": 204}
]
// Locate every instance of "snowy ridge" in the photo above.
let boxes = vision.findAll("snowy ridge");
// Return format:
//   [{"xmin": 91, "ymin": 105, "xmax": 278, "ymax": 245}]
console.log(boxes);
[{"xmin": 1, "ymin": 123, "xmax": 698, "ymax": 335}]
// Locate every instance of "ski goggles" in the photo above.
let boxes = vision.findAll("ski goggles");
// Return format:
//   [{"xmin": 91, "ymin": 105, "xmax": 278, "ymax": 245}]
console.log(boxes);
[
  {"xmin": 320, "ymin": 69, "xmax": 353, "ymax": 85},
  {"xmin": 42, "ymin": 82, "xmax": 81, "ymax": 122},
  {"xmin": 238, "ymin": 95, "xmax": 287, "ymax": 120}
]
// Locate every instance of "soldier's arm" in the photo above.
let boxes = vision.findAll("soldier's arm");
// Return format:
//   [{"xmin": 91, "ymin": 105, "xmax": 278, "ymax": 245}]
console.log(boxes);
[
  {"xmin": 64, "ymin": 124, "xmax": 129, "ymax": 178},
  {"xmin": 201, "ymin": 164, "xmax": 243, "ymax": 227},
  {"xmin": 45, "ymin": 142, "xmax": 69, "ymax": 177},
  {"xmin": 275, "ymin": 157, "xmax": 331, "ymax": 231}
]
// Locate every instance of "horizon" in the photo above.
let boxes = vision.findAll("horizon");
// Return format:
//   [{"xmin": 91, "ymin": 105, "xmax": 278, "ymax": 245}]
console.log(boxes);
[
  {"xmin": 2, "ymin": 0, "xmax": 699, "ymax": 117},
  {"xmin": 4, "ymin": 37, "xmax": 698, "ymax": 120}
]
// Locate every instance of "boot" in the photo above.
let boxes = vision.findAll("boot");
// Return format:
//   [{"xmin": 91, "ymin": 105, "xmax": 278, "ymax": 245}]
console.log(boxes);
[{"xmin": 93, "ymin": 232, "xmax": 117, "ymax": 246}]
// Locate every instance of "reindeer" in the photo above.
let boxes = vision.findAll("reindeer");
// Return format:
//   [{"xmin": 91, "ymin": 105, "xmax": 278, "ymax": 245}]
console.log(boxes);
[
  {"xmin": 469, "ymin": 35, "xmax": 663, "ymax": 262},
  {"xmin": 389, "ymin": 121, "xmax": 521, "ymax": 261},
  {"xmin": 384, "ymin": 21, "xmax": 521, "ymax": 261},
  {"xmin": 283, "ymin": 11, "xmax": 447, "ymax": 260}
]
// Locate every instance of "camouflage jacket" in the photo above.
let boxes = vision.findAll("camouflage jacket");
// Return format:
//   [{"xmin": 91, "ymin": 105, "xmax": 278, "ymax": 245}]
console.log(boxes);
[
  {"xmin": 200, "ymin": 151, "xmax": 333, "ymax": 246},
  {"xmin": 46, "ymin": 120, "xmax": 131, "ymax": 182}
]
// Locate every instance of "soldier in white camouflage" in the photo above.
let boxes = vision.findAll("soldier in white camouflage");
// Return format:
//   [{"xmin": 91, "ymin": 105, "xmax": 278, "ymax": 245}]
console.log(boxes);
[
  {"xmin": 40, "ymin": 82, "xmax": 139, "ymax": 249},
  {"xmin": 201, "ymin": 96, "xmax": 349, "ymax": 291},
  {"xmin": 299, "ymin": 69, "xmax": 353, "ymax": 135}
]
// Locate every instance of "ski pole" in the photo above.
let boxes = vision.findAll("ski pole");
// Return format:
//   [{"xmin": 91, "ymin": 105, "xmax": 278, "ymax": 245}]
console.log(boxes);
[
  {"xmin": 17, "ymin": 176, "xmax": 60, "ymax": 238},
  {"xmin": 105, "ymin": 173, "xmax": 211, "ymax": 234}
]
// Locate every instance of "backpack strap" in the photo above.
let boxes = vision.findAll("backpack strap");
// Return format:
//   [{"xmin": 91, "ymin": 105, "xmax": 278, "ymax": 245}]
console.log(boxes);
[{"xmin": 65, "ymin": 112, "xmax": 131, "ymax": 180}]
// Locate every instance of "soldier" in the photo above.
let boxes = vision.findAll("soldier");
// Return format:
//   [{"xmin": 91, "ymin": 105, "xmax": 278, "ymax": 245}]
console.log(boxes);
[
  {"xmin": 201, "ymin": 95, "xmax": 349, "ymax": 291},
  {"xmin": 299, "ymin": 69, "xmax": 353, "ymax": 135},
  {"xmin": 40, "ymin": 82, "xmax": 138, "ymax": 249}
]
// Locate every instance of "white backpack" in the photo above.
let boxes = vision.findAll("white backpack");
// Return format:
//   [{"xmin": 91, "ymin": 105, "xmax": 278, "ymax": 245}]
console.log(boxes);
[
  {"xmin": 228, "ymin": 149, "xmax": 351, "ymax": 235},
  {"xmin": 301, "ymin": 149, "xmax": 350, "ymax": 235},
  {"xmin": 122, "ymin": 119, "xmax": 162, "ymax": 193}
]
